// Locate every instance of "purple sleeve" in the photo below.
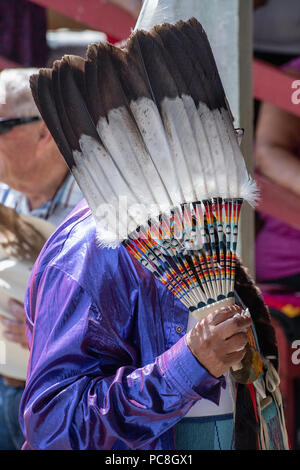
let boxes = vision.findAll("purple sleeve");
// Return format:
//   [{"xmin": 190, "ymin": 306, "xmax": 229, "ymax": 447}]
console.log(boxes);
[{"xmin": 20, "ymin": 266, "xmax": 223, "ymax": 450}]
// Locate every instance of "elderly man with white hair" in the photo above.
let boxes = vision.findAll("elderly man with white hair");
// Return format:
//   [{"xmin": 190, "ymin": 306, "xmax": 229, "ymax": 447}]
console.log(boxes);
[{"xmin": 0, "ymin": 68, "xmax": 82, "ymax": 449}]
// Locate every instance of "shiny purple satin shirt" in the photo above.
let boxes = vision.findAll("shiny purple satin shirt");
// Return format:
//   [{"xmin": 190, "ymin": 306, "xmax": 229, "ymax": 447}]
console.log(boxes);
[{"xmin": 19, "ymin": 201, "xmax": 224, "ymax": 450}]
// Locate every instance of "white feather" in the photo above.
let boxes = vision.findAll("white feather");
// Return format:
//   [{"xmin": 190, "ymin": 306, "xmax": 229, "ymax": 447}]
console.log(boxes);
[
  {"xmin": 71, "ymin": 91, "xmax": 258, "ymax": 247},
  {"xmin": 129, "ymin": 97, "xmax": 183, "ymax": 206}
]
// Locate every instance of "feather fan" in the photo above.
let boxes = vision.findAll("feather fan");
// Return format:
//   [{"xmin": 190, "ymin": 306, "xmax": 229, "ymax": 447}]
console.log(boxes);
[{"xmin": 30, "ymin": 18, "xmax": 258, "ymax": 321}]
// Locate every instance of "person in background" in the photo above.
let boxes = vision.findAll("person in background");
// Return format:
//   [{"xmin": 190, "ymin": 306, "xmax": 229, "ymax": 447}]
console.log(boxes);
[
  {"xmin": 255, "ymin": 59, "xmax": 300, "ymax": 290},
  {"xmin": 0, "ymin": 68, "xmax": 82, "ymax": 450}
]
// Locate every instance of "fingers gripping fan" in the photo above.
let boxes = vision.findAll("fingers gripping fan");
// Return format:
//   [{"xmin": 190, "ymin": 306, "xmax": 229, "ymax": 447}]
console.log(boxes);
[{"xmin": 30, "ymin": 18, "xmax": 258, "ymax": 322}]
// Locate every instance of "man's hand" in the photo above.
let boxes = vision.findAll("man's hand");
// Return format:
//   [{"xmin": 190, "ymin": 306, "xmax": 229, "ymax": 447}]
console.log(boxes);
[
  {"xmin": 0, "ymin": 299, "xmax": 28, "ymax": 349},
  {"xmin": 186, "ymin": 305, "xmax": 252, "ymax": 378}
]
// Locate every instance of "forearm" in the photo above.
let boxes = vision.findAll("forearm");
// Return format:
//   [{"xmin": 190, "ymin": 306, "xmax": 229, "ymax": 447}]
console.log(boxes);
[
  {"xmin": 21, "ymin": 336, "xmax": 222, "ymax": 450},
  {"xmin": 256, "ymin": 144, "xmax": 300, "ymax": 197},
  {"xmin": 21, "ymin": 265, "xmax": 225, "ymax": 450}
]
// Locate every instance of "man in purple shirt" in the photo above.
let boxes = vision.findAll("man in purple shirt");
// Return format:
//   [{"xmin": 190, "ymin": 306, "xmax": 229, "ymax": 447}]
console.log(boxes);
[{"xmin": 19, "ymin": 199, "xmax": 254, "ymax": 450}]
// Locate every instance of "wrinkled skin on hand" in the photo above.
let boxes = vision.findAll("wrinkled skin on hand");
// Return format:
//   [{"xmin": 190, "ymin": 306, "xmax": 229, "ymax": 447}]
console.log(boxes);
[{"xmin": 186, "ymin": 305, "xmax": 252, "ymax": 378}]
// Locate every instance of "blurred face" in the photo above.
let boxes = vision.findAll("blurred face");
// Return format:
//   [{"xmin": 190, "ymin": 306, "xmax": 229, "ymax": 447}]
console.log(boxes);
[
  {"xmin": 0, "ymin": 120, "xmax": 42, "ymax": 184},
  {"xmin": 0, "ymin": 120, "xmax": 67, "ymax": 192}
]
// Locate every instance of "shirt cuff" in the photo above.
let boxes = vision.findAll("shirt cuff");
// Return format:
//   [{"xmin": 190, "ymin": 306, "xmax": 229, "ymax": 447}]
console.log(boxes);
[{"xmin": 157, "ymin": 335, "xmax": 225, "ymax": 405}]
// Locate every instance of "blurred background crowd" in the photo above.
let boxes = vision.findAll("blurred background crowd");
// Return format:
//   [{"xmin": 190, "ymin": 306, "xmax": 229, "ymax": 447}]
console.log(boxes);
[{"xmin": 0, "ymin": 0, "xmax": 299, "ymax": 451}]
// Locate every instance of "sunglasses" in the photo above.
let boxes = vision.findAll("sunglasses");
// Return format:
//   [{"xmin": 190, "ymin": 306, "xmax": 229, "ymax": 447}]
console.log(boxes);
[{"xmin": 0, "ymin": 116, "xmax": 41, "ymax": 136}]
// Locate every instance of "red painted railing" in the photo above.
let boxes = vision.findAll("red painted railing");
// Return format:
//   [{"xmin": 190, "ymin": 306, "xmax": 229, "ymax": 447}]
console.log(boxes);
[
  {"xmin": 0, "ymin": 56, "xmax": 20, "ymax": 70},
  {"xmin": 254, "ymin": 59, "xmax": 300, "ymax": 117},
  {"xmin": 255, "ymin": 171, "xmax": 300, "ymax": 229},
  {"xmin": 29, "ymin": 0, "xmax": 136, "ymax": 41},
  {"xmin": 0, "ymin": 0, "xmax": 137, "ymax": 70}
]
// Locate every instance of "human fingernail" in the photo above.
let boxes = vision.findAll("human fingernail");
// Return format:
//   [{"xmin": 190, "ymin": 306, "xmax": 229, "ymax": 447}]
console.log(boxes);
[
  {"xmin": 240, "ymin": 308, "xmax": 249, "ymax": 316},
  {"xmin": 233, "ymin": 312, "xmax": 241, "ymax": 319}
]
